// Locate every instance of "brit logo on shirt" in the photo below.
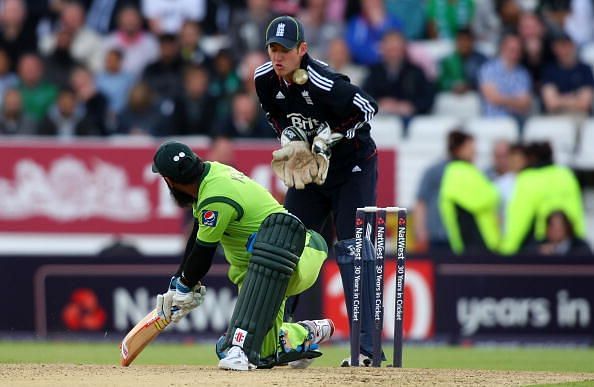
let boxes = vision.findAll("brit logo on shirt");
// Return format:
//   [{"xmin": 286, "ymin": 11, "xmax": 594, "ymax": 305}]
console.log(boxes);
[{"xmin": 201, "ymin": 210, "xmax": 218, "ymax": 227}]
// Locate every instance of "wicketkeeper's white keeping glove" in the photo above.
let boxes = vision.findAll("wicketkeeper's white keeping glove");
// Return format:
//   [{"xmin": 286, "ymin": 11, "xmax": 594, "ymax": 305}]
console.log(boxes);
[
  {"xmin": 311, "ymin": 122, "xmax": 344, "ymax": 185},
  {"xmin": 271, "ymin": 126, "xmax": 318, "ymax": 189}
]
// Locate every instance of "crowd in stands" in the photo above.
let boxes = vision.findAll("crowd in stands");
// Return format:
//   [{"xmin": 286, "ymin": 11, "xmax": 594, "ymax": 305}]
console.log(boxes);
[
  {"xmin": 0, "ymin": 0, "xmax": 593, "ymax": 139},
  {"xmin": 1, "ymin": 0, "xmax": 592, "ymax": 255}
]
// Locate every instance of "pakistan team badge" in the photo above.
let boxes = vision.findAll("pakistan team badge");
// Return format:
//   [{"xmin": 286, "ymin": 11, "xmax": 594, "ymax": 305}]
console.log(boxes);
[{"xmin": 201, "ymin": 210, "xmax": 219, "ymax": 227}]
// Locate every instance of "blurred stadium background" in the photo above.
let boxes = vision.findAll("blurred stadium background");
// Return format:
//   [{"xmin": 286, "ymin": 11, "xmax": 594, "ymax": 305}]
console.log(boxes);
[{"xmin": 1, "ymin": 0, "xmax": 594, "ymax": 369}]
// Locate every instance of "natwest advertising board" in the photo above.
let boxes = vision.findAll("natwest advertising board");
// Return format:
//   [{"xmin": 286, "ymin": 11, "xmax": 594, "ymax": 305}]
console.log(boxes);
[
  {"xmin": 0, "ymin": 139, "xmax": 397, "ymax": 235},
  {"xmin": 322, "ymin": 259, "xmax": 435, "ymax": 340}
]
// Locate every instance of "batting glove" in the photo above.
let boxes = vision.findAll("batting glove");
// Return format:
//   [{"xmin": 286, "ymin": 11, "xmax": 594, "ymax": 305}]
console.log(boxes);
[
  {"xmin": 155, "ymin": 276, "xmax": 178, "ymax": 322},
  {"xmin": 311, "ymin": 123, "xmax": 343, "ymax": 185},
  {"xmin": 171, "ymin": 278, "xmax": 207, "ymax": 323}
]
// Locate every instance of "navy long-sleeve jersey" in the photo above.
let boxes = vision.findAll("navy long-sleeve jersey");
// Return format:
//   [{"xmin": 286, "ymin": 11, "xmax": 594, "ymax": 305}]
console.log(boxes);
[{"xmin": 254, "ymin": 54, "xmax": 379, "ymax": 173}]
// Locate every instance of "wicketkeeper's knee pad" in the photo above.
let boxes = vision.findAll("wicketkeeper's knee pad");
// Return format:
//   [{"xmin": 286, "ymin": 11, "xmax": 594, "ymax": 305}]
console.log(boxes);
[{"xmin": 223, "ymin": 212, "xmax": 306, "ymax": 365}]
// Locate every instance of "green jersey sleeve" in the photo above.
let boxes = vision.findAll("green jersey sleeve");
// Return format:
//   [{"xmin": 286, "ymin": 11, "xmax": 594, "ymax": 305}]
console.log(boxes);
[{"xmin": 193, "ymin": 201, "xmax": 239, "ymax": 246}]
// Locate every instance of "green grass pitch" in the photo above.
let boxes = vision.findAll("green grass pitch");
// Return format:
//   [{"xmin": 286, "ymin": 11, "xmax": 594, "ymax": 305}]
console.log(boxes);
[{"xmin": 1, "ymin": 341, "xmax": 594, "ymax": 373}]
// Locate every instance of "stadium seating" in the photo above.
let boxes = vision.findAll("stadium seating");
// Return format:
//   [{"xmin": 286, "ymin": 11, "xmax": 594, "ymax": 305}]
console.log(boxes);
[
  {"xmin": 465, "ymin": 117, "xmax": 519, "ymax": 169},
  {"xmin": 433, "ymin": 92, "xmax": 481, "ymax": 120},
  {"xmin": 573, "ymin": 119, "xmax": 594, "ymax": 169},
  {"xmin": 407, "ymin": 115, "xmax": 462, "ymax": 150},
  {"xmin": 522, "ymin": 116, "xmax": 578, "ymax": 165},
  {"xmin": 370, "ymin": 114, "xmax": 403, "ymax": 146},
  {"xmin": 397, "ymin": 140, "xmax": 445, "ymax": 208}
]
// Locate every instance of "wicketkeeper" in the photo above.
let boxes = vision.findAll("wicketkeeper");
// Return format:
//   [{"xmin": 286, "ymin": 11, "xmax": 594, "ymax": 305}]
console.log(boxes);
[
  {"xmin": 151, "ymin": 140, "xmax": 334, "ymax": 371},
  {"xmin": 255, "ymin": 16, "xmax": 381, "ymax": 365}
]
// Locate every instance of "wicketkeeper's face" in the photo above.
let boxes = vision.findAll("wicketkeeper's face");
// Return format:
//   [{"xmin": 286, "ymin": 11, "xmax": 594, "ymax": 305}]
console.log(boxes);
[{"xmin": 267, "ymin": 42, "xmax": 306, "ymax": 80}]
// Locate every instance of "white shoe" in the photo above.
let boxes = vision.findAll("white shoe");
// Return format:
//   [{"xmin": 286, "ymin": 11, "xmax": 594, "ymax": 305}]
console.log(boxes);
[
  {"xmin": 340, "ymin": 354, "xmax": 372, "ymax": 367},
  {"xmin": 287, "ymin": 319, "xmax": 335, "ymax": 369},
  {"xmin": 298, "ymin": 319, "xmax": 335, "ymax": 345},
  {"xmin": 218, "ymin": 346, "xmax": 256, "ymax": 371}
]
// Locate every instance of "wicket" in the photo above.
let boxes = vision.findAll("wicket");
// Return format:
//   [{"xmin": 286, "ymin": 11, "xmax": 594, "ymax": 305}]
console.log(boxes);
[{"xmin": 350, "ymin": 206, "xmax": 408, "ymax": 368}]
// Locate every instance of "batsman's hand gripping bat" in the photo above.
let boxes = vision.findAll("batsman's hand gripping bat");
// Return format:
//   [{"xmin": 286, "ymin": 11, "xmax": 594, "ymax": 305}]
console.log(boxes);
[{"xmin": 119, "ymin": 306, "xmax": 174, "ymax": 366}]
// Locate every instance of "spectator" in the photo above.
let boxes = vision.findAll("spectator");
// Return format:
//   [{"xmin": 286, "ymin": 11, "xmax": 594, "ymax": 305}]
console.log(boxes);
[
  {"xmin": 362, "ymin": 31, "xmax": 434, "ymax": 127},
  {"xmin": 141, "ymin": 0, "xmax": 206, "ymax": 35},
  {"xmin": 0, "ymin": 88, "xmax": 37, "ymax": 134},
  {"xmin": 538, "ymin": 0, "xmax": 571, "ymax": 35},
  {"xmin": 472, "ymin": 0, "xmax": 522, "ymax": 56},
  {"xmin": 85, "ymin": 0, "xmax": 142, "ymax": 35},
  {"xmin": 142, "ymin": 33, "xmax": 184, "ymax": 100},
  {"xmin": 297, "ymin": 0, "xmax": 344, "ymax": 59},
  {"xmin": 564, "ymin": 0, "xmax": 593, "ymax": 47},
  {"xmin": 70, "ymin": 66, "xmax": 109, "ymax": 135},
  {"xmin": 16, "ymin": 53, "xmax": 58, "ymax": 122},
  {"xmin": 228, "ymin": 0, "xmax": 277, "ymax": 61},
  {"xmin": 0, "ymin": 0, "xmax": 38, "ymax": 70},
  {"xmin": 530, "ymin": 211, "xmax": 592, "ymax": 256},
  {"xmin": 41, "ymin": 29, "xmax": 79, "ymax": 89},
  {"xmin": 95, "ymin": 48, "xmax": 135, "ymax": 115},
  {"xmin": 478, "ymin": 34, "xmax": 532, "ymax": 121},
  {"xmin": 174, "ymin": 64, "xmax": 216, "ymax": 136},
  {"xmin": 117, "ymin": 81, "xmax": 171, "ymax": 136},
  {"xmin": 439, "ymin": 130, "xmax": 500, "ymax": 255},
  {"xmin": 413, "ymin": 150, "xmax": 450, "ymax": 254},
  {"xmin": 325, "ymin": 37, "xmax": 367, "ymax": 87},
  {"xmin": 237, "ymin": 50, "xmax": 268, "ymax": 97},
  {"xmin": 384, "ymin": 0, "xmax": 425, "ymax": 40},
  {"xmin": 438, "ymin": 28, "xmax": 487, "ymax": 93},
  {"xmin": 500, "ymin": 142, "xmax": 585, "ymax": 255},
  {"xmin": 213, "ymin": 92, "xmax": 273, "ymax": 139},
  {"xmin": 518, "ymin": 12, "xmax": 554, "ymax": 93},
  {"xmin": 344, "ymin": 0, "xmax": 402, "ymax": 65},
  {"xmin": 426, "ymin": 0, "xmax": 475, "ymax": 40},
  {"xmin": 102, "ymin": 5, "xmax": 159, "ymax": 77},
  {"xmin": 38, "ymin": 87, "xmax": 99, "ymax": 137},
  {"xmin": 541, "ymin": 32, "xmax": 594, "ymax": 116},
  {"xmin": 209, "ymin": 49, "xmax": 241, "ymax": 124},
  {"xmin": 179, "ymin": 21, "xmax": 209, "ymax": 67},
  {"xmin": 0, "ymin": 49, "xmax": 18, "ymax": 107},
  {"xmin": 38, "ymin": 1, "xmax": 103, "ymax": 72}
]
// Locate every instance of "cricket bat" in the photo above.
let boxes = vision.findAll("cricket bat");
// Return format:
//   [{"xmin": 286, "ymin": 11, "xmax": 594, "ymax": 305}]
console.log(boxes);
[{"xmin": 120, "ymin": 308, "xmax": 170, "ymax": 366}]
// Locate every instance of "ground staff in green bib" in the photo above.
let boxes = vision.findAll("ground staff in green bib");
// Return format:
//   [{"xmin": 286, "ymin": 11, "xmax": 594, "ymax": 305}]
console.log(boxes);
[
  {"xmin": 439, "ymin": 131, "xmax": 500, "ymax": 255},
  {"xmin": 150, "ymin": 140, "xmax": 335, "ymax": 371},
  {"xmin": 500, "ymin": 142, "xmax": 584, "ymax": 255}
]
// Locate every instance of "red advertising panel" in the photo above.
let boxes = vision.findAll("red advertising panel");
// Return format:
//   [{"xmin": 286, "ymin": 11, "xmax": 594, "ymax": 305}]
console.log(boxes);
[
  {"xmin": 322, "ymin": 259, "xmax": 434, "ymax": 340},
  {"xmin": 0, "ymin": 139, "xmax": 396, "ymax": 235}
]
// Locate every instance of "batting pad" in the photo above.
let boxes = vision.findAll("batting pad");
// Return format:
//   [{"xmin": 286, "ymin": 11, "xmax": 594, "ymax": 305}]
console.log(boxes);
[{"xmin": 223, "ymin": 212, "xmax": 306, "ymax": 365}]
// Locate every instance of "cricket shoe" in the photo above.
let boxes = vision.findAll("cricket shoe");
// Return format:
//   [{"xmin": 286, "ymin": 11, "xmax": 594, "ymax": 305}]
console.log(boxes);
[
  {"xmin": 218, "ymin": 346, "xmax": 256, "ymax": 371},
  {"xmin": 288, "ymin": 319, "xmax": 335, "ymax": 369},
  {"xmin": 340, "ymin": 354, "xmax": 372, "ymax": 367},
  {"xmin": 298, "ymin": 318, "xmax": 335, "ymax": 345}
]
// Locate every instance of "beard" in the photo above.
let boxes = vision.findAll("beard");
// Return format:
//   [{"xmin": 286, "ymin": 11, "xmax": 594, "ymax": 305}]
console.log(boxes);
[{"xmin": 167, "ymin": 185, "xmax": 195, "ymax": 208}]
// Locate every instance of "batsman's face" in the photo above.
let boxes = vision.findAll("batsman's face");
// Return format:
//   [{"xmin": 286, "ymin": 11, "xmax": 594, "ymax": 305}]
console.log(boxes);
[{"xmin": 267, "ymin": 42, "xmax": 307, "ymax": 80}]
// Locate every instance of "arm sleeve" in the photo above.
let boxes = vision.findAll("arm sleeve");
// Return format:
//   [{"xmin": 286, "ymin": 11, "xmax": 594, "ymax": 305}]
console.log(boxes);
[
  {"xmin": 324, "ymin": 77, "xmax": 378, "ymax": 138},
  {"xmin": 180, "ymin": 242, "xmax": 217, "ymax": 287},
  {"xmin": 174, "ymin": 219, "xmax": 200, "ymax": 277}
]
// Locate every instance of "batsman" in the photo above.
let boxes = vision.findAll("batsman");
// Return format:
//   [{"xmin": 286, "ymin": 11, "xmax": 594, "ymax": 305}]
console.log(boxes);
[
  {"xmin": 255, "ymin": 16, "xmax": 380, "ymax": 365},
  {"xmin": 151, "ymin": 140, "xmax": 334, "ymax": 371}
]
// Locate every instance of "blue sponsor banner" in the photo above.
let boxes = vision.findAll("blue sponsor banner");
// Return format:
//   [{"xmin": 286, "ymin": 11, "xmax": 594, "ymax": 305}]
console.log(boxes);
[{"xmin": 434, "ymin": 255, "xmax": 594, "ymax": 343}]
